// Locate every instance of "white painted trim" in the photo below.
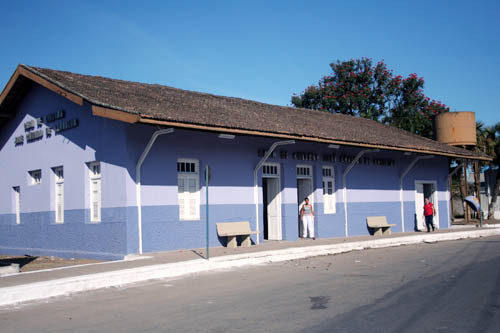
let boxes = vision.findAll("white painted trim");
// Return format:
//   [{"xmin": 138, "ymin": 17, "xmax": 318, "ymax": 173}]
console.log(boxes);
[
  {"xmin": 253, "ymin": 140, "xmax": 295, "ymax": 245},
  {"xmin": 262, "ymin": 169, "xmax": 283, "ymax": 240},
  {"xmin": 53, "ymin": 166, "xmax": 64, "ymax": 224},
  {"xmin": 322, "ymin": 166, "xmax": 336, "ymax": 214},
  {"xmin": 177, "ymin": 158, "xmax": 200, "ymax": 221},
  {"xmin": 3, "ymin": 228, "xmax": 500, "ymax": 307},
  {"xmin": 399, "ymin": 156, "xmax": 433, "ymax": 232},
  {"xmin": 89, "ymin": 162, "xmax": 101, "ymax": 223},
  {"xmin": 262, "ymin": 162, "xmax": 283, "ymax": 240},
  {"xmin": 414, "ymin": 180, "xmax": 440, "ymax": 230},
  {"xmin": 13, "ymin": 186, "xmax": 20, "ymax": 225}
]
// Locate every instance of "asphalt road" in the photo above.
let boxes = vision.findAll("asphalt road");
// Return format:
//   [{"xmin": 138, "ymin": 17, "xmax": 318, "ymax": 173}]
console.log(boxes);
[{"xmin": 1, "ymin": 236, "xmax": 500, "ymax": 332}]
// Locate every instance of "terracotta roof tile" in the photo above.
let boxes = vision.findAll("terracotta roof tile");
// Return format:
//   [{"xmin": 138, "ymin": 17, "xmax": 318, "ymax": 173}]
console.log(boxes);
[{"xmin": 20, "ymin": 65, "xmax": 487, "ymax": 159}]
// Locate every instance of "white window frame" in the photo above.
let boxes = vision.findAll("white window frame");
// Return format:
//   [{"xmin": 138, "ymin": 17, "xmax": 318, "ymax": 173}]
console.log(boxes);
[
  {"xmin": 29, "ymin": 169, "xmax": 42, "ymax": 185},
  {"xmin": 89, "ymin": 162, "xmax": 101, "ymax": 223},
  {"xmin": 53, "ymin": 167, "xmax": 64, "ymax": 223},
  {"xmin": 13, "ymin": 186, "xmax": 20, "ymax": 224},
  {"xmin": 177, "ymin": 158, "xmax": 200, "ymax": 221},
  {"xmin": 322, "ymin": 166, "xmax": 336, "ymax": 214}
]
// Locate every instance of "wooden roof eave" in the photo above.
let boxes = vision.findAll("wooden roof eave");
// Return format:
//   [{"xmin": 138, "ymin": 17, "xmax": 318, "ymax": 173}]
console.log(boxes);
[
  {"xmin": 0, "ymin": 65, "xmax": 85, "ymax": 110},
  {"xmin": 135, "ymin": 115, "xmax": 492, "ymax": 162},
  {"xmin": 85, "ymin": 105, "xmax": 492, "ymax": 162},
  {"xmin": 1, "ymin": 67, "xmax": 491, "ymax": 163}
]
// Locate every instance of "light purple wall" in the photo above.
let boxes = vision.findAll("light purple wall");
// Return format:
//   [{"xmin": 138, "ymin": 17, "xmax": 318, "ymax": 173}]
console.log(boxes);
[
  {"xmin": 0, "ymin": 84, "xmax": 134, "ymax": 259},
  {"xmin": 0, "ymin": 82, "xmax": 453, "ymax": 259}
]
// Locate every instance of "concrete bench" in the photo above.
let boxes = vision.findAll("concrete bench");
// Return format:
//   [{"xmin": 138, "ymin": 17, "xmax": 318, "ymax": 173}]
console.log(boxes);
[
  {"xmin": 366, "ymin": 216, "xmax": 396, "ymax": 236},
  {"xmin": 216, "ymin": 222, "xmax": 259, "ymax": 248}
]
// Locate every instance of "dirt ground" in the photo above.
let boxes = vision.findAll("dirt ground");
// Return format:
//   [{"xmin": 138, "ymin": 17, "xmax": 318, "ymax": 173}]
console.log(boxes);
[
  {"xmin": 452, "ymin": 217, "xmax": 500, "ymax": 225},
  {"xmin": 0, "ymin": 255, "xmax": 103, "ymax": 273}
]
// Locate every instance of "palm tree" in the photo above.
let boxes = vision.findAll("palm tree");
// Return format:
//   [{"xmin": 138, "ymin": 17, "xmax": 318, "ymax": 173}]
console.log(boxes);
[
  {"xmin": 476, "ymin": 121, "xmax": 500, "ymax": 218},
  {"xmin": 485, "ymin": 123, "xmax": 500, "ymax": 218}
]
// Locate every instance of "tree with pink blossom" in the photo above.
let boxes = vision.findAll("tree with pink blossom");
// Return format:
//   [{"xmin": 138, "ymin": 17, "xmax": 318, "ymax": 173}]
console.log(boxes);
[{"xmin": 291, "ymin": 58, "xmax": 450, "ymax": 139}]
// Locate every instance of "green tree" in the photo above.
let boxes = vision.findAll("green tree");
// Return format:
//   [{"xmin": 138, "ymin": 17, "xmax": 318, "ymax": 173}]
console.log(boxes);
[
  {"xmin": 476, "ymin": 122, "xmax": 500, "ymax": 218},
  {"xmin": 291, "ymin": 58, "xmax": 450, "ymax": 138}
]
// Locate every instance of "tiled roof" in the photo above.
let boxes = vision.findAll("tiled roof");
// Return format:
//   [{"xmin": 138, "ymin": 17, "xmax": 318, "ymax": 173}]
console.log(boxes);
[{"xmin": 0, "ymin": 64, "xmax": 489, "ymax": 160}]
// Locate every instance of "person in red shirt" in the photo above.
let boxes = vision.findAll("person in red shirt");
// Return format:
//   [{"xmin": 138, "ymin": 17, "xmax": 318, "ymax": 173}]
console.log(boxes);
[{"xmin": 423, "ymin": 197, "xmax": 436, "ymax": 232}]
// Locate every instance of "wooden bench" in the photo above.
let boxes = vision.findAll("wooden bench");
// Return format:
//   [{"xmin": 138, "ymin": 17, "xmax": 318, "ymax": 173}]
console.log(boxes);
[
  {"xmin": 366, "ymin": 216, "xmax": 396, "ymax": 236},
  {"xmin": 216, "ymin": 222, "xmax": 259, "ymax": 248}
]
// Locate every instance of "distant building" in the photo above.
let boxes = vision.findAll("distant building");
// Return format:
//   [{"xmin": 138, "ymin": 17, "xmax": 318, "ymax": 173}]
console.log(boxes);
[{"xmin": 0, "ymin": 65, "xmax": 489, "ymax": 259}]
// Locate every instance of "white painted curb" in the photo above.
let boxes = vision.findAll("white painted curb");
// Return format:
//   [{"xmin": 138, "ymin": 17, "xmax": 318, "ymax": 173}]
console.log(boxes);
[{"xmin": 1, "ymin": 227, "xmax": 500, "ymax": 307}]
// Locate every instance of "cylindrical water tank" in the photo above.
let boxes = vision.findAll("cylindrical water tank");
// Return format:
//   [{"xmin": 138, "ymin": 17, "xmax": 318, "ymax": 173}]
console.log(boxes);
[{"xmin": 434, "ymin": 112, "xmax": 476, "ymax": 146}]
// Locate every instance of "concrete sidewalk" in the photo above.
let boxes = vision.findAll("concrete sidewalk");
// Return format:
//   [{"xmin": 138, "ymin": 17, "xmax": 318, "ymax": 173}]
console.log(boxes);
[{"xmin": 2, "ymin": 225, "xmax": 500, "ymax": 307}]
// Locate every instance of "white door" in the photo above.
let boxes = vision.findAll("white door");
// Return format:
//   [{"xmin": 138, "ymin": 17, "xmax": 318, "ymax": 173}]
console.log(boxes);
[
  {"xmin": 55, "ymin": 183, "xmax": 64, "ymax": 223},
  {"xmin": 415, "ymin": 181, "xmax": 439, "ymax": 231},
  {"xmin": 415, "ymin": 182, "xmax": 425, "ymax": 231},
  {"xmin": 266, "ymin": 178, "xmax": 282, "ymax": 240},
  {"xmin": 430, "ymin": 185, "xmax": 439, "ymax": 229},
  {"xmin": 13, "ymin": 186, "xmax": 20, "ymax": 224}
]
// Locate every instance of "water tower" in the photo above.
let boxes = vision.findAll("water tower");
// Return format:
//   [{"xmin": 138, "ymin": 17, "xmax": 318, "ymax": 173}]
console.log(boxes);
[
  {"xmin": 434, "ymin": 111, "xmax": 476, "ymax": 147},
  {"xmin": 434, "ymin": 111, "xmax": 478, "ymax": 224}
]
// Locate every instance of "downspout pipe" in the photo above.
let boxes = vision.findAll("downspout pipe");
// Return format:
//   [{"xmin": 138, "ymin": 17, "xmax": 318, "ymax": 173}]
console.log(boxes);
[
  {"xmin": 342, "ymin": 149, "xmax": 379, "ymax": 237},
  {"xmin": 447, "ymin": 160, "xmax": 465, "ymax": 228},
  {"xmin": 136, "ymin": 128, "xmax": 174, "ymax": 254},
  {"xmin": 253, "ymin": 140, "xmax": 295, "ymax": 245},
  {"xmin": 399, "ymin": 155, "xmax": 433, "ymax": 233}
]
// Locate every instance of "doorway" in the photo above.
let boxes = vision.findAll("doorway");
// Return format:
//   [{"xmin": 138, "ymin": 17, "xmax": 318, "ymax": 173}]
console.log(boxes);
[
  {"xmin": 296, "ymin": 165, "xmax": 313, "ymax": 237},
  {"xmin": 415, "ymin": 181, "xmax": 439, "ymax": 231},
  {"xmin": 262, "ymin": 164, "xmax": 282, "ymax": 240}
]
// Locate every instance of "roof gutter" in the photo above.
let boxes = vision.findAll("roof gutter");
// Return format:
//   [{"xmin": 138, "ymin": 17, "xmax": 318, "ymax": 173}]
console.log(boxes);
[
  {"xmin": 1, "ymin": 66, "xmax": 490, "ymax": 162},
  {"xmin": 253, "ymin": 140, "xmax": 295, "ymax": 244},
  {"xmin": 137, "ymin": 118, "xmax": 491, "ymax": 162},
  {"xmin": 136, "ymin": 128, "xmax": 175, "ymax": 254},
  {"xmin": 399, "ymin": 156, "xmax": 434, "ymax": 232},
  {"xmin": 342, "ymin": 149, "xmax": 380, "ymax": 237}
]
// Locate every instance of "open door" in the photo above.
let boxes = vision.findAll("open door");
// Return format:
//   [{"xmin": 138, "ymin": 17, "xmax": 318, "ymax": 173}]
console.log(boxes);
[
  {"xmin": 415, "ymin": 181, "xmax": 439, "ymax": 231},
  {"xmin": 297, "ymin": 165, "xmax": 314, "ymax": 237}
]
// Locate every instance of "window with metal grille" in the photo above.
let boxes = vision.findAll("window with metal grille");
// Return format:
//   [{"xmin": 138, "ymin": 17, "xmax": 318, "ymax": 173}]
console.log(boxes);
[
  {"xmin": 296, "ymin": 166, "xmax": 311, "ymax": 177},
  {"xmin": 177, "ymin": 161, "xmax": 197, "ymax": 173},
  {"xmin": 29, "ymin": 169, "xmax": 42, "ymax": 185},
  {"xmin": 262, "ymin": 164, "xmax": 279, "ymax": 177},
  {"xmin": 322, "ymin": 166, "xmax": 336, "ymax": 214},
  {"xmin": 178, "ymin": 159, "xmax": 200, "ymax": 220},
  {"xmin": 13, "ymin": 186, "xmax": 20, "ymax": 224}
]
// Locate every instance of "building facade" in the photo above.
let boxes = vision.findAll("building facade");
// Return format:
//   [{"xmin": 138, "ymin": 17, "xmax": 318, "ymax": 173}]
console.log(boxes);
[{"xmin": 0, "ymin": 65, "xmax": 488, "ymax": 259}]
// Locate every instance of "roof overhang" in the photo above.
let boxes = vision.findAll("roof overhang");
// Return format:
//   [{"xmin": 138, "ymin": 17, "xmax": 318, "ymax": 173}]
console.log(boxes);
[{"xmin": 0, "ymin": 64, "xmax": 493, "ymax": 162}]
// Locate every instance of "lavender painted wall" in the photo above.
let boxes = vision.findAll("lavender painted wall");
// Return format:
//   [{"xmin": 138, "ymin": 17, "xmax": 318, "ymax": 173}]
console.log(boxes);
[
  {"xmin": 0, "ymin": 84, "xmax": 132, "ymax": 259},
  {"xmin": 0, "ymin": 82, "xmax": 452, "ymax": 260}
]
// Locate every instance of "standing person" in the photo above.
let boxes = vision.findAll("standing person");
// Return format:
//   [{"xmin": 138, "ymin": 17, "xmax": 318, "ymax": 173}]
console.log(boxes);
[
  {"xmin": 300, "ymin": 197, "xmax": 315, "ymax": 239},
  {"xmin": 423, "ymin": 197, "xmax": 436, "ymax": 232}
]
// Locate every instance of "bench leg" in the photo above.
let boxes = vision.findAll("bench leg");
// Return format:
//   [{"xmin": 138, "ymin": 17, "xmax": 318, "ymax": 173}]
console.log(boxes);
[
  {"xmin": 227, "ymin": 236, "xmax": 237, "ymax": 248},
  {"xmin": 373, "ymin": 228, "xmax": 382, "ymax": 236},
  {"xmin": 241, "ymin": 235, "xmax": 251, "ymax": 247},
  {"xmin": 382, "ymin": 227, "xmax": 391, "ymax": 235}
]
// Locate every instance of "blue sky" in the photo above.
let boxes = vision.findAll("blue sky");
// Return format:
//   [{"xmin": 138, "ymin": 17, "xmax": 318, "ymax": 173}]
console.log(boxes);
[{"xmin": 1, "ymin": 0, "xmax": 499, "ymax": 126}]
